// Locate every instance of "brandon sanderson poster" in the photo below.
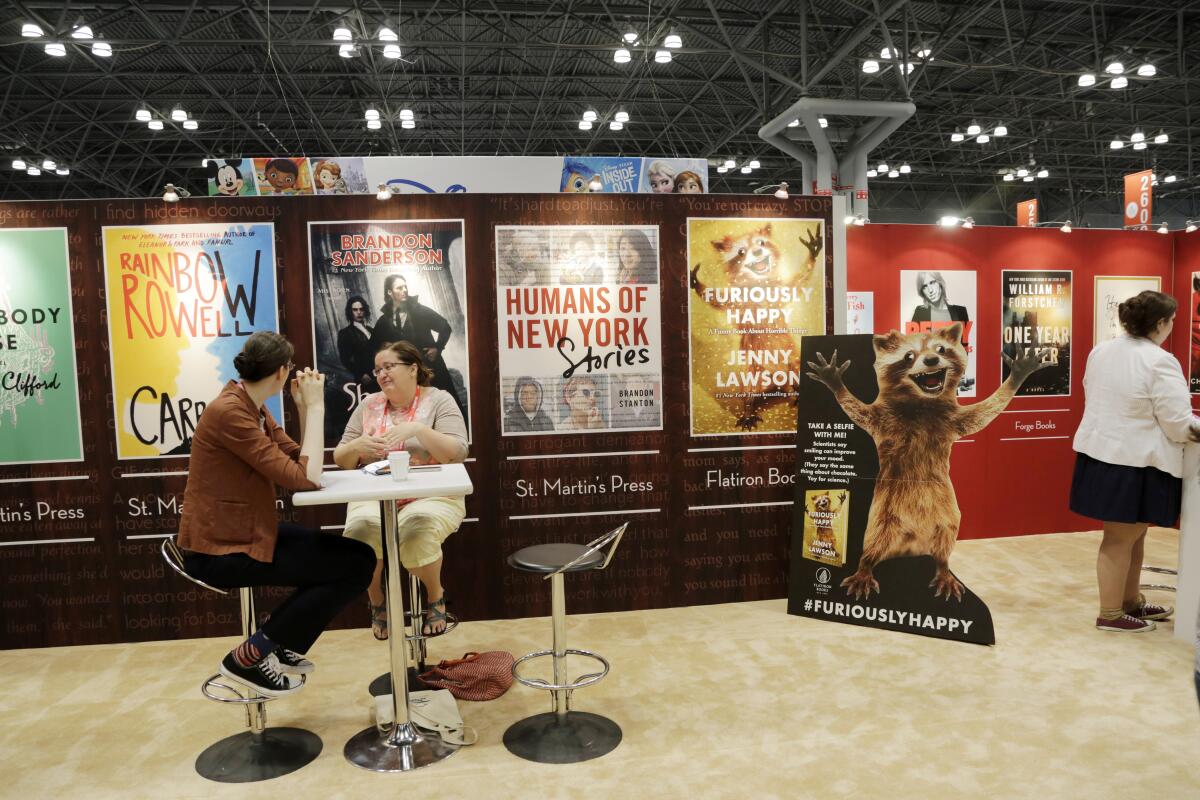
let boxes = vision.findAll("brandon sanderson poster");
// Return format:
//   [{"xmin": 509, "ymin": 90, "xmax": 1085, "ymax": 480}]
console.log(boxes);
[
  {"xmin": 0, "ymin": 227, "xmax": 83, "ymax": 465},
  {"xmin": 687, "ymin": 217, "xmax": 826, "ymax": 436},
  {"xmin": 788, "ymin": 333, "xmax": 996, "ymax": 646},
  {"xmin": 102, "ymin": 223, "xmax": 280, "ymax": 459},
  {"xmin": 899, "ymin": 269, "xmax": 977, "ymax": 397},
  {"xmin": 1001, "ymin": 270, "xmax": 1071, "ymax": 396},
  {"xmin": 495, "ymin": 225, "xmax": 662, "ymax": 436},
  {"xmin": 309, "ymin": 220, "xmax": 471, "ymax": 444}
]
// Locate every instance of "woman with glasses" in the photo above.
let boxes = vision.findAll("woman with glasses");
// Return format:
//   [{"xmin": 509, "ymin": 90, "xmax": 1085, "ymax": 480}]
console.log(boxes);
[
  {"xmin": 178, "ymin": 332, "xmax": 376, "ymax": 697},
  {"xmin": 333, "ymin": 341, "xmax": 468, "ymax": 640}
]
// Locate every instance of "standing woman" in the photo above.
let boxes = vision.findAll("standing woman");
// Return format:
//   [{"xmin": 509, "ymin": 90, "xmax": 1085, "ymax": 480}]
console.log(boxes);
[
  {"xmin": 179, "ymin": 332, "xmax": 376, "ymax": 695},
  {"xmin": 1071, "ymin": 291, "xmax": 1198, "ymax": 632},
  {"xmin": 335, "ymin": 341, "xmax": 468, "ymax": 640}
]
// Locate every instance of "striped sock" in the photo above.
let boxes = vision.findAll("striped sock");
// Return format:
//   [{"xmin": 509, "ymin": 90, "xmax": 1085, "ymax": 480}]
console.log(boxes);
[{"xmin": 231, "ymin": 629, "xmax": 277, "ymax": 668}]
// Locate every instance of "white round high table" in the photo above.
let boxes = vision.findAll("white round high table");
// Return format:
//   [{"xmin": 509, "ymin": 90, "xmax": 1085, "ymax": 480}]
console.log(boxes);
[
  {"xmin": 293, "ymin": 463, "xmax": 474, "ymax": 772},
  {"xmin": 1176, "ymin": 444, "xmax": 1200, "ymax": 648}
]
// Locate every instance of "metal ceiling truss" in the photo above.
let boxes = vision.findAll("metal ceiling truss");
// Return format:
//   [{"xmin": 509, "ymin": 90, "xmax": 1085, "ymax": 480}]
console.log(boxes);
[{"xmin": 0, "ymin": 0, "xmax": 1196, "ymax": 224}]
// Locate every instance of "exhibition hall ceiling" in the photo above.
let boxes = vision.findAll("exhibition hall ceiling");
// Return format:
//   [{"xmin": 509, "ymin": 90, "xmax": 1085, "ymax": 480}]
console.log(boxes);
[{"xmin": 0, "ymin": 0, "xmax": 1195, "ymax": 214}]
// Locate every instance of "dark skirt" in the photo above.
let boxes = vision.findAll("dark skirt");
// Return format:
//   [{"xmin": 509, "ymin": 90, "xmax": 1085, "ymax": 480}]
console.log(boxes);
[{"xmin": 1069, "ymin": 452, "xmax": 1181, "ymax": 527}]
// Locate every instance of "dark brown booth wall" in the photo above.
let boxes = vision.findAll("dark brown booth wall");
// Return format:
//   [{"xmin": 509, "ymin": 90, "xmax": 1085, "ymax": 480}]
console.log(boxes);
[{"xmin": 0, "ymin": 193, "xmax": 833, "ymax": 649}]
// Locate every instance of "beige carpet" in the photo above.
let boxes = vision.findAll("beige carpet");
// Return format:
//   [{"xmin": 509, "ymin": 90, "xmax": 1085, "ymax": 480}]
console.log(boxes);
[{"xmin": 0, "ymin": 529, "xmax": 1195, "ymax": 799}]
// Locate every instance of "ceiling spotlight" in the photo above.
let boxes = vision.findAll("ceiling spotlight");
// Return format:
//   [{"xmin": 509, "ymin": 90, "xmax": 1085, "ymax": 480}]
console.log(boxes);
[
  {"xmin": 338, "ymin": 44, "xmax": 357, "ymax": 58},
  {"xmin": 844, "ymin": 214, "xmax": 857, "ymax": 225},
  {"xmin": 614, "ymin": 48, "xmax": 631, "ymax": 63},
  {"xmin": 654, "ymin": 50, "xmax": 671, "ymax": 64},
  {"xmin": 740, "ymin": 165, "xmax": 751, "ymax": 174},
  {"xmin": 12, "ymin": 159, "xmax": 26, "ymax": 171},
  {"xmin": 183, "ymin": 119, "xmax": 198, "ymax": 130},
  {"xmin": 623, "ymin": 27, "xmax": 639, "ymax": 44},
  {"xmin": 903, "ymin": 62, "xmax": 915, "ymax": 74},
  {"xmin": 26, "ymin": 166, "xmax": 41, "ymax": 176},
  {"xmin": 399, "ymin": 108, "xmax": 414, "ymax": 121},
  {"xmin": 1130, "ymin": 129, "xmax": 1145, "ymax": 143},
  {"xmin": 163, "ymin": 184, "xmax": 180, "ymax": 202},
  {"xmin": 977, "ymin": 134, "xmax": 990, "ymax": 144},
  {"xmin": 332, "ymin": 25, "xmax": 352, "ymax": 42},
  {"xmin": 950, "ymin": 130, "xmax": 964, "ymax": 142},
  {"xmin": 578, "ymin": 119, "xmax": 592, "ymax": 130},
  {"xmin": 1105, "ymin": 61, "xmax": 1125, "ymax": 75},
  {"xmin": 749, "ymin": 159, "xmax": 760, "ymax": 169},
  {"xmin": 582, "ymin": 108, "xmax": 598, "ymax": 122},
  {"xmin": 1078, "ymin": 73, "xmax": 1096, "ymax": 87},
  {"xmin": 993, "ymin": 123, "xmax": 1008, "ymax": 137},
  {"xmin": 1037, "ymin": 169, "xmax": 1049, "ymax": 178},
  {"xmin": 866, "ymin": 169, "xmax": 877, "ymax": 178},
  {"xmin": 71, "ymin": 25, "xmax": 94, "ymax": 40},
  {"xmin": 588, "ymin": 175, "xmax": 603, "ymax": 192},
  {"xmin": 366, "ymin": 119, "xmax": 382, "ymax": 130},
  {"xmin": 664, "ymin": 30, "xmax": 682, "ymax": 49},
  {"xmin": 614, "ymin": 109, "xmax": 630, "ymax": 123},
  {"xmin": 21, "ymin": 22, "xmax": 43, "ymax": 37},
  {"xmin": 1164, "ymin": 175, "xmax": 1177, "ymax": 183},
  {"xmin": 135, "ymin": 107, "xmax": 152, "ymax": 122},
  {"xmin": 1154, "ymin": 130, "xmax": 1168, "ymax": 144},
  {"xmin": 1003, "ymin": 172, "xmax": 1014, "ymax": 181},
  {"xmin": 877, "ymin": 161, "xmax": 888, "ymax": 172},
  {"xmin": 1023, "ymin": 175, "xmax": 1034, "ymax": 182},
  {"xmin": 862, "ymin": 59, "xmax": 880, "ymax": 74},
  {"xmin": 1156, "ymin": 221, "xmax": 1168, "ymax": 234},
  {"xmin": 609, "ymin": 121, "xmax": 624, "ymax": 131},
  {"xmin": 1110, "ymin": 75, "xmax": 1128, "ymax": 89},
  {"xmin": 787, "ymin": 119, "xmax": 800, "ymax": 128},
  {"xmin": 916, "ymin": 46, "xmax": 933, "ymax": 59},
  {"xmin": 774, "ymin": 182, "xmax": 789, "ymax": 199},
  {"xmin": 44, "ymin": 42, "xmax": 66, "ymax": 57},
  {"xmin": 1060, "ymin": 221, "xmax": 1072, "ymax": 233},
  {"xmin": 1109, "ymin": 138, "xmax": 1124, "ymax": 150},
  {"xmin": 966, "ymin": 121, "xmax": 981, "ymax": 136},
  {"xmin": 853, "ymin": 214, "xmax": 867, "ymax": 227},
  {"xmin": 1187, "ymin": 221, "xmax": 1198, "ymax": 233},
  {"xmin": 148, "ymin": 119, "xmax": 164, "ymax": 130},
  {"xmin": 376, "ymin": 183, "xmax": 391, "ymax": 201},
  {"xmin": 818, "ymin": 117, "xmax": 828, "ymax": 128},
  {"xmin": 382, "ymin": 44, "xmax": 402, "ymax": 59},
  {"xmin": 939, "ymin": 216, "xmax": 960, "ymax": 227},
  {"xmin": 41, "ymin": 159, "xmax": 55, "ymax": 170},
  {"xmin": 716, "ymin": 165, "xmax": 728, "ymax": 173},
  {"xmin": 887, "ymin": 169, "xmax": 899, "ymax": 178},
  {"xmin": 400, "ymin": 119, "xmax": 415, "ymax": 129},
  {"xmin": 365, "ymin": 107, "xmax": 380, "ymax": 121},
  {"xmin": 880, "ymin": 47, "xmax": 893, "ymax": 59},
  {"xmin": 723, "ymin": 159, "xmax": 736, "ymax": 169},
  {"xmin": 1137, "ymin": 63, "xmax": 1156, "ymax": 77},
  {"xmin": 171, "ymin": 106, "xmax": 187, "ymax": 122},
  {"xmin": 91, "ymin": 40, "xmax": 111, "ymax": 57},
  {"xmin": 962, "ymin": 217, "xmax": 975, "ymax": 229},
  {"xmin": 55, "ymin": 167, "xmax": 69, "ymax": 176},
  {"xmin": 1132, "ymin": 141, "xmax": 1146, "ymax": 150},
  {"xmin": 1016, "ymin": 169, "xmax": 1029, "ymax": 178},
  {"xmin": 899, "ymin": 163, "xmax": 911, "ymax": 174},
  {"xmin": 378, "ymin": 27, "xmax": 398, "ymax": 42}
]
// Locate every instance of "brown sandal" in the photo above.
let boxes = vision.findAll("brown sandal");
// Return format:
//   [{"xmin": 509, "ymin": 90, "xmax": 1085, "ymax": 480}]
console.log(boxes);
[{"xmin": 422, "ymin": 596, "xmax": 448, "ymax": 636}]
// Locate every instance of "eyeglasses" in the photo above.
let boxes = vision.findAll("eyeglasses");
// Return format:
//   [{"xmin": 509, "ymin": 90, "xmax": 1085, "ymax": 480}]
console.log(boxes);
[
  {"xmin": 567, "ymin": 388, "xmax": 594, "ymax": 398},
  {"xmin": 372, "ymin": 361, "xmax": 413, "ymax": 376}
]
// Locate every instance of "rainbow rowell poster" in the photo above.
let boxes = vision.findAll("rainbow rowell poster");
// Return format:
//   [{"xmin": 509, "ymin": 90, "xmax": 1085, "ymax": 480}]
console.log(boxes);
[{"xmin": 102, "ymin": 223, "xmax": 280, "ymax": 459}]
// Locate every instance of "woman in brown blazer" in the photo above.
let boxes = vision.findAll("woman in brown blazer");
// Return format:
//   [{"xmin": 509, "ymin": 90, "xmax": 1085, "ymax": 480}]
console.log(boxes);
[{"xmin": 178, "ymin": 332, "xmax": 375, "ymax": 696}]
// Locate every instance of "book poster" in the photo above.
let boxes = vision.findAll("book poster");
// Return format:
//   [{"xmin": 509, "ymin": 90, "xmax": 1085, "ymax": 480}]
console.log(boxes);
[
  {"xmin": 899, "ymin": 270, "xmax": 977, "ymax": 397},
  {"xmin": 688, "ymin": 218, "xmax": 826, "ymax": 436},
  {"xmin": 0, "ymin": 228, "xmax": 83, "ymax": 464},
  {"xmin": 1094, "ymin": 276, "xmax": 1161, "ymax": 346},
  {"xmin": 1001, "ymin": 271, "xmax": 1072, "ymax": 396},
  {"xmin": 102, "ymin": 223, "xmax": 280, "ymax": 459},
  {"xmin": 847, "ymin": 291, "xmax": 873, "ymax": 334},
  {"xmin": 309, "ymin": 220, "xmax": 471, "ymax": 443},
  {"xmin": 1191, "ymin": 273, "xmax": 1200, "ymax": 394},
  {"xmin": 496, "ymin": 225, "xmax": 662, "ymax": 435}
]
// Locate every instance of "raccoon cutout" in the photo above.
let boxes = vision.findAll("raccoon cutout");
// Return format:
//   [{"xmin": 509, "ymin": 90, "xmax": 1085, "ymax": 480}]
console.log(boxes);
[{"xmin": 806, "ymin": 323, "xmax": 1048, "ymax": 601}]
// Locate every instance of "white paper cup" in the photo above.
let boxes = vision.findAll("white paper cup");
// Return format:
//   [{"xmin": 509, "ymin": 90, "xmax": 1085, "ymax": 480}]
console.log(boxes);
[{"xmin": 387, "ymin": 451, "xmax": 410, "ymax": 481}]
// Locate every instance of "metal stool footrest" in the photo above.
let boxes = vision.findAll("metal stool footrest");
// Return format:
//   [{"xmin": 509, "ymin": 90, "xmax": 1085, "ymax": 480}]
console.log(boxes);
[
  {"xmin": 1142, "ymin": 566, "xmax": 1177, "ymax": 576},
  {"xmin": 202, "ymin": 673, "xmax": 306, "ymax": 704},
  {"xmin": 512, "ymin": 648, "xmax": 610, "ymax": 692},
  {"xmin": 1139, "ymin": 583, "xmax": 1177, "ymax": 593},
  {"xmin": 402, "ymin": 610, "xmax": 460, "ymax": 642}
]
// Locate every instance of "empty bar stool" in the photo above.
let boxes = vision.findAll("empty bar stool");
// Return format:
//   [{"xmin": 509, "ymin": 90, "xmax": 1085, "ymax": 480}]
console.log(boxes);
[
  {"xmin": 161, "ymin": 536, "xmax": 321, "ymax": 783},
  {"xmin": 503, "ymin": 522, "xmax": 628, "ymax": 764}
]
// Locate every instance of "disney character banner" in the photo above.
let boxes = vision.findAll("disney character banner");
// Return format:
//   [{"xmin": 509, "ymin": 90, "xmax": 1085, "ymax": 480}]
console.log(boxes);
[
  {"xmin": 0, "ymin": 227, "xmax": 83, "ymax": 465},
  {"xmin": 787, "ymin": 331, "xmax": 1048, "ymax": 645},
  {"xmin": 687, "ymin": 217, "xmax": 826, "ymax": 436},
  {"xmin": 560, "ymin": 157, "xmax": 642, "ymax": 193},
  {"xmin": 639, "ymin": 158, "xmax": 709, "ymax": 194},
  {"xmin": 899, "ymin": 269, "xmax": 977, "ymax": 397},
  {"xmin": 308, "ymin": 219, "xmax": 471, "ymax": 443},
  {"xmin": 1001, "ymin": 270, "xmax": 1072, "ymax": 396},
  {"xmin": 101, "ymin": 223, "xmax": 280, "ymax": 459},
  {"xmin": 495, "ymin": 225, "xmax": 663, "ymax": 435}
]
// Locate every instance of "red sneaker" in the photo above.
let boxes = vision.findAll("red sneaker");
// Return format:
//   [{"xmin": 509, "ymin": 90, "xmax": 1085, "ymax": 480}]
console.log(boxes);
[
  {"xmin": 1096, "ymin": 614, "xmax": 1156, "ymax": 633},
  {"xmin": 1128, "ymin": 602, "xmax": 1173, "ymax": 621}
]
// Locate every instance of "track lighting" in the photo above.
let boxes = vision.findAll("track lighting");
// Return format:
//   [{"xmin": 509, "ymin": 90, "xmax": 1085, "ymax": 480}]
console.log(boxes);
[{"xmin": 376, "ymin": 184, "xmax": 391, "ymax": 201}]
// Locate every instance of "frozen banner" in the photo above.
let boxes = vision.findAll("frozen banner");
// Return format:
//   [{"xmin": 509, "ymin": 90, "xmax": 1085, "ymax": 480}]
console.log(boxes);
[
  {"xmin": 639, "ymin": 158, "xmax": 708, "ymax": 194},
  {"xmin": 102, "ymin": 223, "xmax": 279, "ymax": 459},
  {"xmin": 560, "ymin": 157, "xmax": 642, "ymax": 193},
  {"xmin": 1001, "ymin": 270, "xmax": 1072, "ymax": 396},
  {"xmin": 0, "ymin": 228, "xmax": 83, "ymax": 465},
  {"xmin": 687, "ymin": 218, "xmax": 826, "ymax": 436},
  {"xmin": 496, "ymin": 225, "xmax": 662, "ymax": 435},
  {"xmin": 309, "ymin": 220, "xmax": 471, "ymax": 442},
  {"xmin": 899, "ymin": 270, "xmax": 977, "ymax": 397},
  {"xmin": 787, "ymin": 332, "xmax": 1048, "ymax": 645},
  {"xmin": 1094, "ymin": 275, "xmax": 1161, "ymax": 346}
]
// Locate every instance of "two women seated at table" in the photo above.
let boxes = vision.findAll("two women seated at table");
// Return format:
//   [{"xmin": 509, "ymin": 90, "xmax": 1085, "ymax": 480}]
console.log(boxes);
[{"xmin": 334, "ymin": 340, "xmax": 469, "ymax": 640}]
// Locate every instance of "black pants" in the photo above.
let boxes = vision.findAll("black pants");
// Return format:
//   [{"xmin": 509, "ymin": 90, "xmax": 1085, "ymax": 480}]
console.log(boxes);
[{"xmin": 183, "ymin": 524, "xmax": 376, "ymax": 653}]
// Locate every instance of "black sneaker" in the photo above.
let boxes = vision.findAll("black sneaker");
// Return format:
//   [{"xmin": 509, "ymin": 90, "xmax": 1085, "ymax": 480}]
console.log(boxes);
[
  {"xmin": 273, "ymin": 648, "xmax": 315, "ymax": 675},
  {"xmin": 219, "ymin": 652, "xmax": 303, "ymax": 697}
]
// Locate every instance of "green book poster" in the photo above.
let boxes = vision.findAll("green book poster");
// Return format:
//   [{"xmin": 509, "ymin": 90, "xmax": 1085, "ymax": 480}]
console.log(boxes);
[{"xmin": 0, "ymin": 227, "xmax": 83, "ymax": 464}]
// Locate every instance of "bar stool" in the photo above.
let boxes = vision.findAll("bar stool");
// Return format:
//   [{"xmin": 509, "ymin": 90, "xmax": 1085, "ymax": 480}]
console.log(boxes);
[
  {"xmin": 160, "ymin": 536, "xmax": 322, "ymax": 783},
  {"xmin": 503, "ymin": 522, "xmax": 628, "ymax": 764}
]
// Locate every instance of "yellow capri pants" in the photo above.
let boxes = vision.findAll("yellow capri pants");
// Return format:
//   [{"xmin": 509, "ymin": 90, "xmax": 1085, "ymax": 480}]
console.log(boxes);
[{"xmin": 342, "ymin": 496, "xmax": 466, "ymax": 568}]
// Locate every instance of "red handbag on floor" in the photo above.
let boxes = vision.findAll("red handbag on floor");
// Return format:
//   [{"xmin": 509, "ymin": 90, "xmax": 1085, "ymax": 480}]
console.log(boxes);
[{"xmin": 418, "ymin": 651, "xmax": 515, "ymax": 701}]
